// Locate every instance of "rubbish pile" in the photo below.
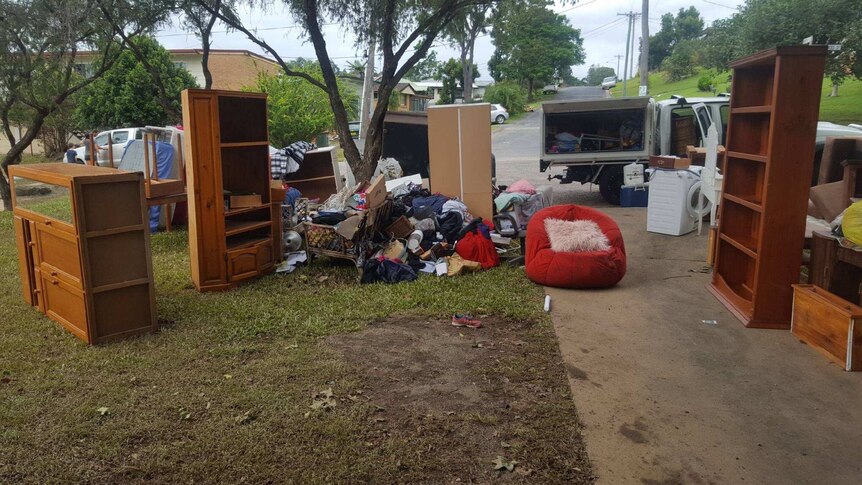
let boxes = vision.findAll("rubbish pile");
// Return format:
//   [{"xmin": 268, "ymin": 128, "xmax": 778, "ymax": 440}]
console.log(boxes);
[{"xmin": 274, "ymin": 159, "xmax": 524, "ymax": 284}]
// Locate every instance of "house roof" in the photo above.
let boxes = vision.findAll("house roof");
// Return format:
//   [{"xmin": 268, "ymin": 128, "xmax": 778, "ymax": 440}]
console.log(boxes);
[{"xmin": 75, "ymin": 48, "xmax": 279, "ymax": 67}]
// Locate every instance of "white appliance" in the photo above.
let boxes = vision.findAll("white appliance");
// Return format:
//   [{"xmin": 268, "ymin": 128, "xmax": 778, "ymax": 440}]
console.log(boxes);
[{"xmin": 647, "ymin": 167, "xmax": 709, "ymax": 236}]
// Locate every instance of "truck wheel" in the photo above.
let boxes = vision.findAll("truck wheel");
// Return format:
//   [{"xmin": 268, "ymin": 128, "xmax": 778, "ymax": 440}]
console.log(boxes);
[{"xmin": 599, "ymin": 167, "xmax": 623, "ymax": 205}]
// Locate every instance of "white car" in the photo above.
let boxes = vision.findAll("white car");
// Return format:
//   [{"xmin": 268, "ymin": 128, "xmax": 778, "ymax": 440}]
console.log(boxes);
[
  {"xmin": 601, "ymin": 76, "xmax": 617, "ymax": 90},
  {"xmin": 542, "ymin": 84, "xmax": 559, "ymax": 94},
  {"xmin": 71, "ymin": 128, "xmax": 144, "ymax": 166},
  {"xmin": 491, "ymin": 104, "xmax": 509, "ymax": 124}
]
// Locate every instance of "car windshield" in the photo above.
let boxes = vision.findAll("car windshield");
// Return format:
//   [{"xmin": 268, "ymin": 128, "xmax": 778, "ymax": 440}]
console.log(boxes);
[{"xmin": 112, "ymin": 131, "xmax": 129, "ymax": 144}]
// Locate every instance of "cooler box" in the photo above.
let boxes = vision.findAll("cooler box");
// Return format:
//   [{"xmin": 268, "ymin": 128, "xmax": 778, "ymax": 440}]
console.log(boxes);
[{"xmin": 621, "ymin": 184, "xmax": 648, "ymax": 207}]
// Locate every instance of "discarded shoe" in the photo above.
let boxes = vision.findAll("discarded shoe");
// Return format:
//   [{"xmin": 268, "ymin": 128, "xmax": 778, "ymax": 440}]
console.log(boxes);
[{"xmin": 451, "ymin": 313, "xmax": 482, "ymax": 328}]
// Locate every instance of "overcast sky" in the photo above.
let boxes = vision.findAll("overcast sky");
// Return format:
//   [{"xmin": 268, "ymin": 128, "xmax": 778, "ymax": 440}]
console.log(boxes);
[{"xmin": 155, "ymin": 0, "xmax": 747, "ymax": 81}]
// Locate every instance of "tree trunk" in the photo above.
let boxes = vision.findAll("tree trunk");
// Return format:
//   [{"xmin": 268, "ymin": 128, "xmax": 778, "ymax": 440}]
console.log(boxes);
[
  {"xmin": 202, "ymin": 33, "xmax": 213, "ymax": 89},
  {"xmin": 1, "ymin": 115, "xmax": 46, "ymax": 211},
  {"xmin": 461, "ymin": 49, "xmax": 472, "ymax": 103},
  {"xmin": 527, "ymin": 78, "xmax": 534, "ymax": 102},
  {"xmin": 359, "ymin": 82, "xmax": 396, "ymax": 181},
  {"xmin": 831, "ymin": 81, "xmax": 839, "ymax": 97}
]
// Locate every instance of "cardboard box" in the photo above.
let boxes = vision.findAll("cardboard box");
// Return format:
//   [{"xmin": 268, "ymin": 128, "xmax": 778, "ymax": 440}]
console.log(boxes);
[
  {"xmin": 355, "ymin": 174, "xmax": 387, "ymax": 210},
  {"xmin": 791, "ymin": 284, "xmax": 862, "ymax": 371},
  {"xmin": 649, "ymin": 155, "xmax": 691, "ymax": 170},
  {"xmin": 229, "ymin": 194, "xmax": 262, "ymax": 208}
]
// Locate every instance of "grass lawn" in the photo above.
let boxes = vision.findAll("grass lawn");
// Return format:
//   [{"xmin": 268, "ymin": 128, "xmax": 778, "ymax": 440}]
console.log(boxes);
[
  {"xmin": 0, "ymin": 211, "xmax": 593, "ymax": 483},
  {"xmin": 615, "ymin": 70, "xmax": 862, "ymax": 124}
]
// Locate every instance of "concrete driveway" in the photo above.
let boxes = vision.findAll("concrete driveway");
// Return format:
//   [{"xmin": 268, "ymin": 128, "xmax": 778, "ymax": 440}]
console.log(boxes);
[
  {"xmin": 547, "ymin": 208, "xmax": 862, "ymax": 484},
  {"xmin": 492, "ymin": 88, "xmax": 862, "ymax": 484}
]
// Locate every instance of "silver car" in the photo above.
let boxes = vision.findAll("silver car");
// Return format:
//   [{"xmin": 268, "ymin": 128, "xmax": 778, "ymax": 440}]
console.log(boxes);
[
  {"xmin": 491, "ymin": 104, "xmax": 509, "ymax": 124},
  {"xmin": 601, "ymin": 76, "xmax": 617, "ymax": 90}
]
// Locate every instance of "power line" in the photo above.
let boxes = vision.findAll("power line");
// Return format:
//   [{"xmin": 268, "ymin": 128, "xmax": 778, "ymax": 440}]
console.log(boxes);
[
  {"xmin": 701, "ymin": 0, "xmax": 738, "ymax": 10},
  {"xmin": 581, "ymin": 17, "xmax": 627, "ymax": 38},
  {"xmin": 557, "ymin": 0, "xmax": 601, "ymax": 14}
]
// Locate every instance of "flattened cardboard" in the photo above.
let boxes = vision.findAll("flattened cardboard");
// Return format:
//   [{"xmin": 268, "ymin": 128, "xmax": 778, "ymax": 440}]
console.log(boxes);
[{"xmin": 649, "ymin": 155, "xmax": 692, "ymax": 170}]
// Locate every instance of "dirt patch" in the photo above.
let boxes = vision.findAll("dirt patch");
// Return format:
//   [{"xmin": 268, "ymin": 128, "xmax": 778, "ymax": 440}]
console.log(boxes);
[{"xmin": 327, "ymin": 316, "xmax": 593, "ymax": 484}]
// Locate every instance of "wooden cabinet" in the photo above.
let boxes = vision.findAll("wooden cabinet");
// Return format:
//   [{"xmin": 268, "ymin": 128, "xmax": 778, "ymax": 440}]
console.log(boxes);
[
  {"xmin": 709, "ymin": 46, "xmax": 827, "ymax": 328},
  {"xmin": 9, "ymin": 163, "xmax": 157, "ymax": 344},
  {"xmin": 181, "ymin": 89, "xmax": 277, "ymax": 291},
  {"xmin": 428, "ymin": 103, "xmax": 494, "ymax": 221}
]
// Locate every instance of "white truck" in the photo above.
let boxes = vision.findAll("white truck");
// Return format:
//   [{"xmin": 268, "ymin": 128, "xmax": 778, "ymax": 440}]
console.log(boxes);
[{"xmin": 540, "ymin": 95, "xmax": 862, "ymax": 204}]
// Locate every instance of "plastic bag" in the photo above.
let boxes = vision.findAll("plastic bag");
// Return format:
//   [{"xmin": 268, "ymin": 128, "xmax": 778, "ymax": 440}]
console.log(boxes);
[{"xmin": 841, "ymin": 201, "xmax": 862, "ymax": 245}]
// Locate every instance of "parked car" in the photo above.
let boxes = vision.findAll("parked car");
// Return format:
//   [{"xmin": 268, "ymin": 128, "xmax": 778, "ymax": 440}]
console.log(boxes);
[
  {"xmin": 543, "ymin": 84, "xmax": 559, "ymax": 94},
  {"xmin": 601, "ymin": 76, "xmax": 617, "ymax": 90},
  {"xmin": 70, "ymin": 128, "xmax": 144, "ymax": 166},
  {"xmin": 491, "ymin": 104, "xmax": 509, "ymax": 124},
  {"xmin": 348, "ymin": 121, "xmax": 360, "ymax": 139}
]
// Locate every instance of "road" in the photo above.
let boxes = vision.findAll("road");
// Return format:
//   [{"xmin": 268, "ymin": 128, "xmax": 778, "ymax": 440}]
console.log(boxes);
[{"xmin": 492, "ymin": 86, "xmax": 608, "ymax": 205}]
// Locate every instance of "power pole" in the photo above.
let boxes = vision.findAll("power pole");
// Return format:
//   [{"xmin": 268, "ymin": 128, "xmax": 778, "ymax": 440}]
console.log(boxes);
[
  {"xmin": 619, "ymin": 12, "xmax": 634, "ymax": 96},
  {"xmin": 359, "ymin": 38, "xmax": 376, "ymax": 141},
  {"xmin": 630, "ymin": 14, "xmax": 639, "ymax": 81},
  {"xmin": 615, "ymin": 55, "xmax": 623, "ymax": 78},
  {"xmin": 639, "ymin": 0, "xmax": 649, "ymax": 96}
]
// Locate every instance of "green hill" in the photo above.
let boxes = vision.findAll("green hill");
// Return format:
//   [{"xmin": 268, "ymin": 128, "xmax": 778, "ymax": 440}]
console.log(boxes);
[{"xmin": 614, "ymin": 69, "xmax": 862, "ymax": 124}]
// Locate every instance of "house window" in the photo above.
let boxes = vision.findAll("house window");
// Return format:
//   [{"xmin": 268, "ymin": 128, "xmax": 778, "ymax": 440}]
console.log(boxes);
[
  {"xmin": 401, "ymin": 94, "xmax": 408, "ymax": 106},
  {"xmin": 73, "ymin": 63, "xmax": 95, "ymax": 78}
]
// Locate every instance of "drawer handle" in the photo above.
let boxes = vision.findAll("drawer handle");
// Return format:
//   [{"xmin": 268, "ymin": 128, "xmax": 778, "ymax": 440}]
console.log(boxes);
[
  {"xmin": 51, "ymin": 279, "xmax": 59, "ymax": 285},
  {"xmin": 44, "ymin": 221, "xmax": 52, "ymax": 226},
  {"xmin": 50, "ymin": 271, "xmax": 57, "ymax": 276}
]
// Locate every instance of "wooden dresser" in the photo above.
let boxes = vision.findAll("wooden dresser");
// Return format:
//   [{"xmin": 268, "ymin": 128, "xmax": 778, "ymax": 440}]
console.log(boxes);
[
  {"xmin": 10, "ymin": 163, "xmax": 157, "ymax": 344},
  {"xmin": 181, "ymin": 89, "xmax": 277, "ymax": 291}
]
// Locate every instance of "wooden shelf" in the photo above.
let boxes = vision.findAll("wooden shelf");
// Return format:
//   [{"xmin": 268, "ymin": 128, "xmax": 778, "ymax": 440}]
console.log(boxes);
[
  {"xmin": 225, "ymin": 204, "xmax": 270, "ymax": 217},
  {"xmin": 724, "ymin": 193, "xmax": 763, "ymax": 213},
  {"xmin": 719, "ymin": 233, "xmax": 758, "ymax": 259},
  {"xmin": 220, "ymin": 141, "xmax": 269, "ymax": 148},
  {"xmin": 726, "ymin": 151, "xmax": 767, "ymax": 163},
  {"xmin": 731, "ymin": 106, "xmax": 772, "ymax": 115},
  {"xmin": 224, "ymin": 219, "xmax": 272, "ymax": 237},
  {"xmin": 226, "ymin": 235, "xmax": 271, "ymax": 251}
]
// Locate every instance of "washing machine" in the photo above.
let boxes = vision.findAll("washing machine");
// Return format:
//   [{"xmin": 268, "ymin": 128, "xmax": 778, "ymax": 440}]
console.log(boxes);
[{"xmin": 646, "ymin": 167, "xmax": 710, "ymax": 236}]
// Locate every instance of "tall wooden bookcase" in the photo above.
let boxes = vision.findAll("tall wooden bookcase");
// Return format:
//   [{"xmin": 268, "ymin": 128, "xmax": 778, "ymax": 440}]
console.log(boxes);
[
  {"xmin": 182, "ymin": 89, "xmax": 277, "ymax": 291},
  {"xmin": 10, "ymin": 163, "xmax": 157, "ymax": 344},
  {"xmin": 709, "ymin": 46, "xmax": 827, "ymax": 328}
]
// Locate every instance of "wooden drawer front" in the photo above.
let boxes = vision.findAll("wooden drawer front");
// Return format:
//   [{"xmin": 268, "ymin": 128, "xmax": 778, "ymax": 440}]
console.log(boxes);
[
  {"xmin": 34, "ymin": 223, "xmax": 82, "ymax": 286},
  {"xmin": 256, "ymin": 241, "xmax": 274, "ymax": 271},
  {"xmin": 14, "ymin": 216, "xmax": 35, "ymax": 306},
  {"xmin": 41, "ymin": 274, "xmax": 88, "ymax": 342},
  {"xmin": 227, "ymin": 247, "xmax": 259, "ymax": 281}
]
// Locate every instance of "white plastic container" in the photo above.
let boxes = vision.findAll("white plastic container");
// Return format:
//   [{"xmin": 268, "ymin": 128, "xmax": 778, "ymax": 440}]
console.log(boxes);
[{"xmin": 623, "ymin": 162, "xmax": 644, "ymax": 186}]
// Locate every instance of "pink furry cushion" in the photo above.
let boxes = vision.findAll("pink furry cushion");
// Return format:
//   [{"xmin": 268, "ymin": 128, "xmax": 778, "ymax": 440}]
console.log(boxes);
[{"xmin": 544, "ymin": 218, "xmax": 611, "ymax": 253}]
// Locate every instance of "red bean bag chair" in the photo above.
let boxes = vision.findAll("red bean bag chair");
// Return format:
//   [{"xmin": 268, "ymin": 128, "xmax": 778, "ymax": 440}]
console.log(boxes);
[{"xmin": 525, "ymin": 205, "xmax": 626, "ymax": 288}]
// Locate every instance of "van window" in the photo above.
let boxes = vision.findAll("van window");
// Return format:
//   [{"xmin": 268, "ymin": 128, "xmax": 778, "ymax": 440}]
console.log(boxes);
[
  {"xmin": 111, "ymin": 131, "xmax": 129, "ymax": 144},
  {"xmin": 669, "ymin": 107, "xmax": 698, "ymax": 156},
  {"xmin": 94, "ymin": 133, "xmax": 109, "ymax": 146},
  {"xmin": 135, "ymin": 130, "xmax": 144, "ymax": 139},
  {"xmin": 720, "ymin": 105, "xmax": 729, "ymax": 145}
]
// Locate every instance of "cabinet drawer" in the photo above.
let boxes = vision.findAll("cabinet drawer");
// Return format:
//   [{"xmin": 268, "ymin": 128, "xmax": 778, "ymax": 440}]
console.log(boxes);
[
  {"xmin": 227, "ymin": 247, "xmax": 259, "ymax": 281},
  {"xmin": 41, "ymin": 273, "xmax": 88, "ymax": 342}
]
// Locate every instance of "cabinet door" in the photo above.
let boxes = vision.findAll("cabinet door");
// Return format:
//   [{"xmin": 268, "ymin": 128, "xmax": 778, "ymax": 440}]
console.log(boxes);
[
  {"xmin": 14, "ymin": 216, "xmax": 35, "ymax": 306},
  {"xmin": 34, "ymin": 222, "xmax": 83, "ymax": 288},
  {"xmin": 41, "ymin": 272, "xmax": 88, "ymax": 342},
  {"xmin": 256, "ymin": 241, "xmax": 274, "ymax": 272},
  {"xmin": 227, "ymin": 247, "xmax": 259, "ymax": 281}
]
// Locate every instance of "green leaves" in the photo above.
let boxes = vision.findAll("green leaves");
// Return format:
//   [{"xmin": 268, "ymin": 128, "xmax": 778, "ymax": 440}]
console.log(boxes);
[
  {"xmin": 492, "ymin": 455, "xmax": 518, "ymax": 472},
  {"xmin": 249, "ymin": 65, "xmax": 357, "ymax": 148}
]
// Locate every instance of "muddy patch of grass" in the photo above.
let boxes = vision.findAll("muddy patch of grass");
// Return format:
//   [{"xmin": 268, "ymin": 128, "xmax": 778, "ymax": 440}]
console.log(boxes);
[{"xmin": 327, "ymin": 316, "xmax": 593, "ymax": 483}]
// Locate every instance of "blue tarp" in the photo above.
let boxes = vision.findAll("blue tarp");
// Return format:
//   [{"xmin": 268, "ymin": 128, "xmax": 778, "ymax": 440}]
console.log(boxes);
[{"xmin": 120, "ymin": 140, "xmax": 175, "ymax": 232}]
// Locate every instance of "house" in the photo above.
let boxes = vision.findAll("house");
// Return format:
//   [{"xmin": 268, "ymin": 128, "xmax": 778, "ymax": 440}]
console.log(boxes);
[
  {"xmin": 411, "ymin": 79, "xmax": 492, "ymax": 104},
  {"xmin": 373, "ymin": 82, "xmax": 432, "ymax": 112},
  {"xmin": 75, "ymin": 49, "xmax": 281, "ymax": 90}
]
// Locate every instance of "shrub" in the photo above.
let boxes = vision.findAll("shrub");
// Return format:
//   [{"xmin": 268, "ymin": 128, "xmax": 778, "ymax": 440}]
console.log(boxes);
[
  {"xmin": 483, "ymin": 81, "xmax": 527, "ymax": 115},
  {"xmin": 697, "ymin": 74, "xmax": 714, "ymax": 92}
]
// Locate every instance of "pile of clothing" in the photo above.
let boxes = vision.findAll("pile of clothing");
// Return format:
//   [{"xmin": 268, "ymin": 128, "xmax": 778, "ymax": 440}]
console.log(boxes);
[
  {"xmin": 360, "ymin": 184, "xmax": 500, "ymax": 284},
  {"xmin": 493, "ymin": 179, "xmax": 552, "ymax": 235},
  {"xmin": 271, "ymin": 141, "xmax": 316, "ymax": 179}
]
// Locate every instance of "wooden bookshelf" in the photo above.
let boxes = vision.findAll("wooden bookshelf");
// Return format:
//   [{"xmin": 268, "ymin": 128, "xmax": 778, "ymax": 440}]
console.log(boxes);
[
  {"xmin": 182, "ymin": 89, "xmax": 277, "ymax": 291},
  {"xmin": 709, "ymin": 45, "xmax": 827, "ymax": 329}
]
